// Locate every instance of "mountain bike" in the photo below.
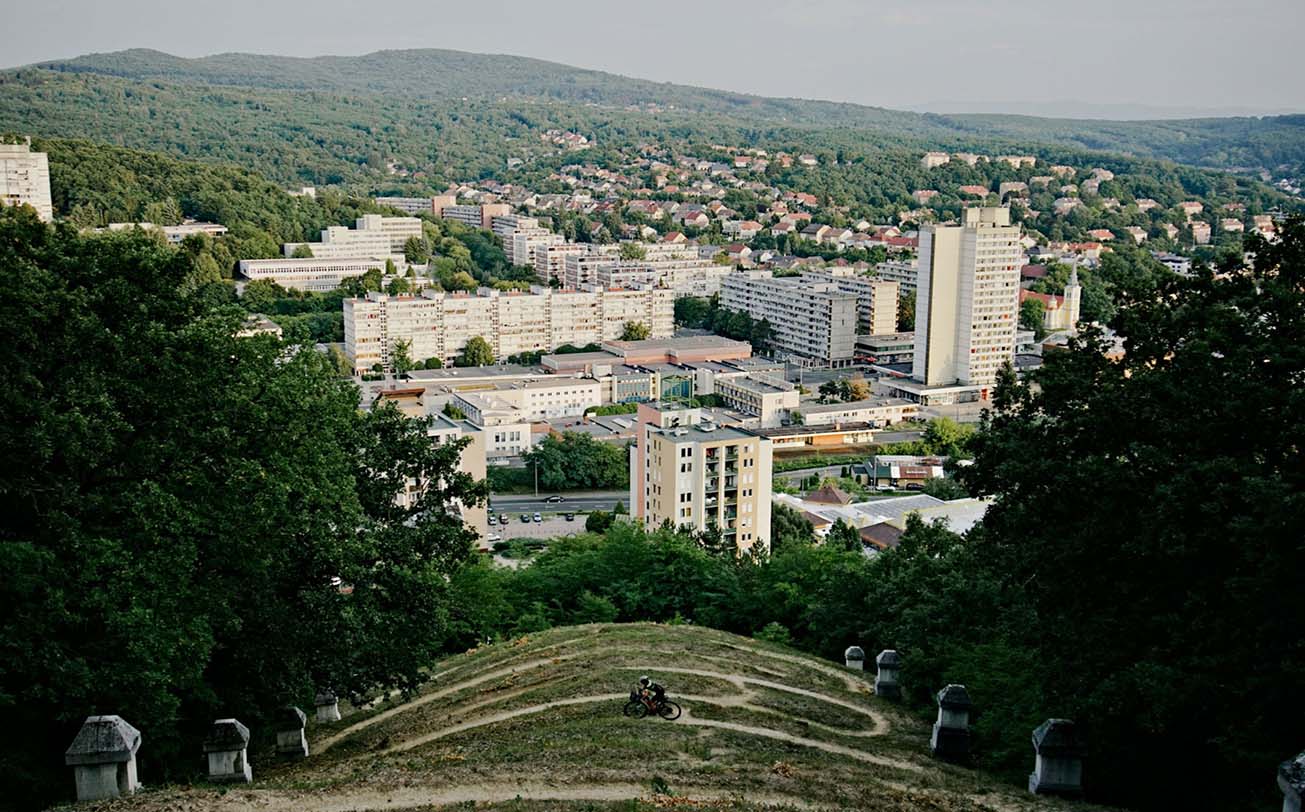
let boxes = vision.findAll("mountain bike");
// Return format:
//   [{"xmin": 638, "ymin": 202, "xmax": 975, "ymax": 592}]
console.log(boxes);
[{"xmin": 622, "ymin": 690, "xmax": 682, "ymax": 720}]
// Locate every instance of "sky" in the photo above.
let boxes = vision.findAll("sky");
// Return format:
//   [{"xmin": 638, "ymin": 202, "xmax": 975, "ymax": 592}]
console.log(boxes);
[{"xmin": 9, "ymin": 0, "xmax": 1305, "ymax": 118}]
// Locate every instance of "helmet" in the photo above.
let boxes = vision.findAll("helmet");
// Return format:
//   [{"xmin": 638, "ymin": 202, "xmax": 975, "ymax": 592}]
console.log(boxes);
[{"xmin": 639, "ymin": 675, "xmax": 650, "ymax": 686}]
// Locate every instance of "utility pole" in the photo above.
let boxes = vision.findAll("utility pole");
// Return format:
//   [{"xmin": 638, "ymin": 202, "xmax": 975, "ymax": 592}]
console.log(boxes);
[{"xmin": 533, "ymin": 460, "xmax": 539, "ymax": 498}]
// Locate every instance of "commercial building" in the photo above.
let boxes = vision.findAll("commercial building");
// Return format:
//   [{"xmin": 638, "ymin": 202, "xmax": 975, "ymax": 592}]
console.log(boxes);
[
  {"xmin": 0, "ymin": 139, "xmax": 53, "ymax": 222},
  {"xmin": 801, "ymin": 269, "xmax": 899, "ymax": 335},
  {"xmin": 632, "ymin": 403, "xmax": 774, "ymax": 556},
  {"xmin": 721, "ymin": 271, "xmax": 858, "ymax": 365},
  {"xmin": 541, "ymin": 336, "xmax": 753, "ymax": 373},
  {"xmin": 753, "ymin": 422, "xmax": 877, "ymax": 453},
  {"xmin": 713, "ymin": 374, "xmax": 800, "ymax": 428},
  {"xmin": 798, "ymin": 397, "xmax": 919, "ymax": 428},
  {"xmin": 446, "ymin": 392, "xmax": 533, "ymax": 458},
  {"xmin": 910, "ymin": 207, "xmax": 1022, "ymax": 392},
  {"xmin": 240, "ymin": 255, "xmax": 404, "ymax": 292},
  {"xmin": 344, "ymin": 285, "xmax": 674, "ymax": 372},
  {"xmin": 106, "ymin": 221, "xmax": 229, "ymax": 243}
]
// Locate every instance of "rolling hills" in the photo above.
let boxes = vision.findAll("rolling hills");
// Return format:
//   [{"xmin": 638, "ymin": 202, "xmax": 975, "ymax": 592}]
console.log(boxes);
[
  {"xmin": 53, "ymin": 623, "xmax": 1098, "ymax": 811},
  {"xmin": 27, "ymin": 47, "xmax": 1305, "ymax": 174}
]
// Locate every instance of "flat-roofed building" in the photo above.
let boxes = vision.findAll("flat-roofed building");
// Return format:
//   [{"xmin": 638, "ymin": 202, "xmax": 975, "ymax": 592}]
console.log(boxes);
[
  {"xmin": 714, "ymin": 374, "xmax": 800, "ymax": 427},
  {"xmin": 241, "ymin": 255, "xmax": 403, "ymax": 292},
  {"xmin": 798, "ymin": 397, "xmax": 919, "ymax": 428},
  {"xmin": 0, "ymin": 139, "xmax": 52, "ymax": 222},
  {"xmin": 356, "ymin": 214, "xmax": 423, "ymax": 253},
  {"xmin": 721, "ymin": 271, "xmax": 858, "ymax": 365},
  {"xmin": 535, "ymin": 243, "xmax": 588, "ymax": 282},
  {"xmin": 800, "ymin": 269, "xmax": 899, "ymax": 335},
  {"xmin": 633, "ymin": 403, "xmax": 773, "ymax": 555},
  {"xmin": 344, "ymin": 285, "xmax": 674, "ymax": 373},
  {"xmin": 107, "ymin": 221, "xmax": 229, "ymax": 244},
  {"xmin": 449, "ymin": 391, "xmax": 533, "ymax": 458},
  {"xmin": 874, "ymin": 259, "xmax": 919, "ymax": 294},
  {"xmin": 912, "ymin": 207, "xmax": 1022, "ymax": 390},
  {"xmin": 441, "ymin": 202, "xmax": 512, "ymax": 230}
]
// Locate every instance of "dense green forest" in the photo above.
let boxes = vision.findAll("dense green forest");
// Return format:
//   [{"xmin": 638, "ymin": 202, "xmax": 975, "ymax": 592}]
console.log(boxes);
[
  {"xmin": 26, "ymin": 48, "xmax": 1305, "ymax": 175},
  {"xmin": 8, "ymin": 76, "xmax": 1295, "ymax": 250}
]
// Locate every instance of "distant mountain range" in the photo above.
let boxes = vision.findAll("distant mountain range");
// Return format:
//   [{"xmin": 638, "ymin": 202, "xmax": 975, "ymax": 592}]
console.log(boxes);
[{"xmin": 17, "ymin": 48, "xmax": 1305, "ymax": 176}]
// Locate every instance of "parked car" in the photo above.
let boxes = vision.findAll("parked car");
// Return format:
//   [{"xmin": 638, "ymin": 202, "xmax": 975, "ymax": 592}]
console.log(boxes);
[
  {"xmin": 564, "ymin": 513, "xmax": 575, "ymax": 522},
  {"xmin": 876, "ymin": 485, "xmax": 895, "ymax": 492},
  {"xmin": 544, "ymin": 494, "xmax": 565, "ymax": 503},
  {"xmin": 487, "ymin": 533, "xmax": 502, "ymax": 543},
  {"xmin": 499, "ymin": 514, "xmax": 509, "ymax": 525},
  {"xmin": 905, "ymin": 483, "xmax": 924, "ymax": 491},
  {"xmin": 533, "ymin": 512, "xmax": 542, "ymax": 523},
  {"xmin": 520, "ymin": 513, "xmax": 531, "ymax": 523},
  {"xmin": 487, "ymin": 515, "xmax": 497, "ymax": 526}
]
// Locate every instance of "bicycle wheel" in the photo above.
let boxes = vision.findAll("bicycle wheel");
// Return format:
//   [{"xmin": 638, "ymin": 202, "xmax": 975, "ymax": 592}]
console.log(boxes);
[
  {"xmin": 624, "ymin": 700, "xmax": 648, "ymax": 719},
  {"xmin": 658, "ymin": 701, "xmax": 682, "ymax": 721}
]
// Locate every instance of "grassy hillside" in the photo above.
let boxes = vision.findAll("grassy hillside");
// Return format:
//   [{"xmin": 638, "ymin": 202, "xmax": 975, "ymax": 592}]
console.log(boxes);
[
  {"xmin": 31, "ymin": 48, "xmax": 1305, "ymax": 174},
  {"xmin": 55, "ymin": 623, "xmax": 1098, "ymax": 811}
]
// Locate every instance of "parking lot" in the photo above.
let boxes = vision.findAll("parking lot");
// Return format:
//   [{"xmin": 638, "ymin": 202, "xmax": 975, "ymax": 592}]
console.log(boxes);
[{"xmin": 486, "ymin": 512, "xmax": 587, "ymax": 542}]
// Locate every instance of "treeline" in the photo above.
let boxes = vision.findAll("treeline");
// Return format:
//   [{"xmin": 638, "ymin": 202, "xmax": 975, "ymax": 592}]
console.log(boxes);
[{"xmin": 0, "ymin": 209, "xmax": 487, "ymax": 811}]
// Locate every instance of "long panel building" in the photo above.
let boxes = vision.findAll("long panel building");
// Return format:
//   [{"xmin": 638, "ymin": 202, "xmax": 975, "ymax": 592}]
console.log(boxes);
[
  {"xmin": 345, "ymin": 285, "xmax": 674, "ymax": 372},
  {"xmin": 720, "ymin": 271, "xmax": 858, "ymax": 365}
]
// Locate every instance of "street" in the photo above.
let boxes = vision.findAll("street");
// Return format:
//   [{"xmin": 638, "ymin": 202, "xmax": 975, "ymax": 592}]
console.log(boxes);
[{"xmin": 489, "ymin": 491, "xmax": 628, "ymax": 515}]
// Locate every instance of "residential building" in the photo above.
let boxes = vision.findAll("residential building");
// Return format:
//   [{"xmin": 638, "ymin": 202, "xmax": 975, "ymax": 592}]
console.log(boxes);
[
  {"xmin": 721, "ymin": 271, "xmax": 858, "ymax": 365},
  {"xmin": 426, "ymin": 414, "xmax": 489, "ymax": 546},
  {"xmin": 357, "ymin": 214, "xmax": 423, "ymax": 253},
  {"xmin": 240, "ymin": 255, "xmax": 403, "ymax": 292},
  {"xmin": 344, "ymin": 285, "xmax": 674, "ymax": 372},
  {"xmin": 106, "ymin": 220, "xmax": 228, "ymax": 243},
  {"xmin": 874, "ymin": 259, "xmax": 920, "ymax": 294},
  {"xmin": 1191, "ymin": 222, "xmax": 1212, "ymax": 245},
  {"xmin": 0, "ymin": 139, "xmax": 53, "ymax": 222},
  {"xmin": 800, "ymin": 269, "xmax": 899, "ymax": 335},
  {"xmin": 374, "ymin": 195, "xmax": 455, "ymax": 215},
  {"xmin": 283, "ymin": 216, "xmax": 418, "ymax": 258},
  {"xmin": 921, "ymin": 151, "xmax": 951, "ymax": 169},
  {"xmin": 448, "ymin": 392, "xmax": 533, "ymax": 458},
  {"xmin": 910, "ymin": 207, "xmax": 1022, "ymax": 392},
  {"xmin": 633, "ymin": 403, "xmax": 774, "ymax": 555},
  {"xmin": 440, "ymin": 202, "xmax": 512, "ymax": 230},
  {"xmin": 535, "ymin": 243, "xmax": 588, "ymax": 282},
  {"xmin": 869, "ymin": 455, "xmax": 947, "ymax": 488}
]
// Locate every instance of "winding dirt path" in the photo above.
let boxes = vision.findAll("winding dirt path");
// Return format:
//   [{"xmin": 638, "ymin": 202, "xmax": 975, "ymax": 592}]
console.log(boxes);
[{"xmin": 317, "ymin": 653, "xmax": 580, "ymax": 752}]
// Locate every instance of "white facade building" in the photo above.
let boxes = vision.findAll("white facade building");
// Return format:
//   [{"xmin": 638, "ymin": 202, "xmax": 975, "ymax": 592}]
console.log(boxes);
[
  {"xmin": 874, "ymin": 259, "xmax": 920, "ymax": 295},
  {"xmin": 720, "ymin": 271, "xmax": 858, "ymax": 365},
  {"xmin": 240, "ymin": 255, "xmax": 404, "ymax": 292},
  {"xmin": 0, "ymin": 140, "xmax": 53, "ymax": 222},
  {"xmin": 912, "ymin": 207, "xmax": 1022, "ymax": 388},
  {"xmin": 344, "ymin": 285, "xmax": 674, "ymax": 372},
  {"xmin": 800, "ymin": 269, "xmax": 899, "ymax": 335}
]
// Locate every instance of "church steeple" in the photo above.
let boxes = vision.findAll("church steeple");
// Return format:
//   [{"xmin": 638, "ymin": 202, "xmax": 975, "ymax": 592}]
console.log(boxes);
[{"xmin": 1063, "ymin": 265, "xmax": 1083, "ymax": 330}]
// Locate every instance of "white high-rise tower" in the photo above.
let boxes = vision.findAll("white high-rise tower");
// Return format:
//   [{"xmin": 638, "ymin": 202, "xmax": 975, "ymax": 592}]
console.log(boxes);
[{"xmin": 911, "ymin": 207, "xmax": 1022, "ymax": 388}]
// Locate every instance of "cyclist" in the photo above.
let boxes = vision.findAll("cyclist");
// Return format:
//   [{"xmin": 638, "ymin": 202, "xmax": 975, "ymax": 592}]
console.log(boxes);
[{"xmin": 637, "ymin": 675, "xmax": 666, "ymax": 707}]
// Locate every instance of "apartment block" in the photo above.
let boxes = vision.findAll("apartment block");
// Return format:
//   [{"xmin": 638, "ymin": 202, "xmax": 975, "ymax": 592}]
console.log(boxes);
[
  {"xmin": 344, "ymin": 285, "xmax": 674, "ymax": 372},
  {"xmin": 720, "ymin": 271, "xmax": 858, "ymax": 365},
  {"xmin": 509, "ymin": 228, "xmax": 563, "ymax": 267},
  {"xmin": 912, "ymin": 207, "xmax": 1022, "ymax": 388},
  {"xmin": 240, "ymin": 255, "xmax": 405, "ymax": 292},
  {"xmin": 357, "ymin": 214, "xmax": 423, "ymax": 253},
  {"xmin": 535, "ymin": 243, "xmax": 588, "ymax": 282},
  {"xmin": 283, "ymin": 216, "xmax": 419, "ymax": 258},
  {"xmin": 440, "ymin": 203, "xmax": 512, "ymax": 230},
  {"xmin": 0, "ymin": 139, "xmax": 53, "ymax": 222},
  {"xmin": 800, "ymin": 269, "xmax": 899, "ymax": 335},
  {"xmin": 633, "ymin": 403, "xmax": 773, "ymax": 556},
  {"xmin": 874, "ymin": 259, "xmax": 920, "ymax": 295}
]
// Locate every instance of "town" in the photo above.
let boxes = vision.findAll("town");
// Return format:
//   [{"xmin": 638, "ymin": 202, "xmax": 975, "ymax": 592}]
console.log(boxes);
[{"xmin": 1, "ymin": 17, "xmax": 1303, "ymax": 812}]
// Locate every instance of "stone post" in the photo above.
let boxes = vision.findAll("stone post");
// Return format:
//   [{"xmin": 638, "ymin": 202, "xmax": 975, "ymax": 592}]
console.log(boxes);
[
  {"xmin": 1281, "ymin": 750, "xmax": 1305, "ymax": 812},
  {"xmin": 874, "ymin": 650, "xmax": 902, "ymax": 700},
  {"xmin": 64, "ymin": 715, "xmax": 141, "ymax": 802},
  {"xmin": 315, "ymin": 691, "xmax": 341, "ymax": 723},
  {"xmin": 1028, "ymin": 718, "xmax": 1084, "ymax": 796},
  {"xmin": 843, "ymin": 646, "xmax": 865, "ymax": 671},
  {"xmin": 275, "ymin": 706, "xmax": 308, "ymax": 759},
  {"xmin": 929, "ymin": 684, "xmax": 973, "ymax": 763},
  {"xmin": 204, "ymin": 718, "xmax": 252, "ymax": 783}
]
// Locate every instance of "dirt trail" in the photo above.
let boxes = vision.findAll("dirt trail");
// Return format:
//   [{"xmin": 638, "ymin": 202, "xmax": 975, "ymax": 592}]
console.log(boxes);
[
  {"xmin": 209, "ymin": 782, "xmax": 823, "ymax": 812},
  {"xmin": 720, "ymin": 641, "xmax": 871, "ymax": 692},
  {"xmin": 620, "ymin": 665, "xmax": 889, "ymax": 733},
  {"xmin": 317, "ymin": 653, "xmax": 580, "ymax": 752},
  {"xmin": 384, "ymin": 693, "xmax": 628, "ymax": 753}
]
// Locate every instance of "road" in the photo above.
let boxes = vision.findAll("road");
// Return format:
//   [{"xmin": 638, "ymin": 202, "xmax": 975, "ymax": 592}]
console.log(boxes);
[{"xmin": 489, "ymin": 491, "xmax": 627, "ymax": 515}]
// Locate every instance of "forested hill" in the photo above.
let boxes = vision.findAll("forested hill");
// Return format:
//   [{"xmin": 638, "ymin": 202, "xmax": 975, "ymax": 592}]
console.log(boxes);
[{"xmin": 28, "ymin": 47, "xmax": 1305, "ymax": 174}]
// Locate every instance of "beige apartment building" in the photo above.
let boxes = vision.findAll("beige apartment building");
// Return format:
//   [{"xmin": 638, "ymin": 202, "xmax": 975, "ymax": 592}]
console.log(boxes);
[
  {"xmin": 0, "ymin": 139, "xmax": 53, "ymax": 222},
  {"xmin": 632, "ymin": 403, "xmax": 774, "ymax": 556},
  {"xmin": 800, "ymin": 269, "xmax": 900, "ymax": 335},
  {"xmin": 911, "ymin": 207, "xmax": 1022, "ymax": 390},
  {"xmin": 720, "ymin": 271, "xmax": 858, "ymax": 365},
  {"xmin": 282, "ymin": 215, "xmax": 420, "ymax": 258},
  {"xmin": 344, "ymin": 285, "xmax": 674, "ymax": 372}
]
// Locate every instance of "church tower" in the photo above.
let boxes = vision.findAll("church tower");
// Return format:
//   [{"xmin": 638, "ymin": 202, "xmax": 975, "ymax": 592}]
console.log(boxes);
[{"xmin": 1063, "ymin": 266, "xmax": 1083, "ymax": 330}]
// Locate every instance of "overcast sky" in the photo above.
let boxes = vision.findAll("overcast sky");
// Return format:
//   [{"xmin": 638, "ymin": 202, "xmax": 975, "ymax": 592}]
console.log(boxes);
[{"xmin": 9, "ymin": 0, "xmax": 1305, "ymax": 118}]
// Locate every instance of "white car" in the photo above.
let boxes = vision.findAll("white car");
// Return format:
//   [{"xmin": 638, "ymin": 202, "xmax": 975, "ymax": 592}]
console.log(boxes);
[
  {"xmin": 487, "ymin": 533, "xmax": 502, "ymax": 542},
  {"xmin": 533, "ymin": 512, "xmax": 542, "ymax": 522}
]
